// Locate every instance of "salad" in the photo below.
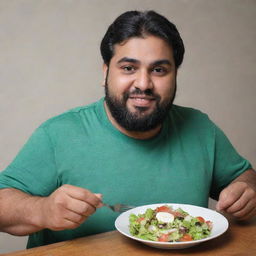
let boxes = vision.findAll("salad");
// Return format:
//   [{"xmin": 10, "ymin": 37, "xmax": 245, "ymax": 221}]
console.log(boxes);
[{"xmin": 129, "ymin": 205, "xmax": 213, "ymax": 242}]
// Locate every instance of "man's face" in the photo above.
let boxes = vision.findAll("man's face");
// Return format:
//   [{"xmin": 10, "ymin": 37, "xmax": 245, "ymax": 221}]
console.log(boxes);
[{"xmin": 104, "ymin": 35, "xmax": 177, "ymax": 132}]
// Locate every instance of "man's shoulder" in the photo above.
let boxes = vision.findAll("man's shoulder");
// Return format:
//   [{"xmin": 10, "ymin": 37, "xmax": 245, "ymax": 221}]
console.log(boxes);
[
  {"xmin": 40, "ymin": 99, "xmax": 102, "ymax": 130},
  {"xmin": 171, "ymin": 104, "xmax": 209, "ymax": 119},
  {"xmin": 170, "ymin": 105, "xmax": 214, "ymax": 129}
]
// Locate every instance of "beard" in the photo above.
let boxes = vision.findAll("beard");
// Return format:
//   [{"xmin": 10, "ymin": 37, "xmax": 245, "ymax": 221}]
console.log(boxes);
[{"xmin": 104, "ymin": 80, "xmax": 176, "ymax": 132}]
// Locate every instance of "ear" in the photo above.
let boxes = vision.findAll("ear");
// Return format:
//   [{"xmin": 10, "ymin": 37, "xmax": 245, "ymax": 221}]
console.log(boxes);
[{"xmin": 102, "ymin": 63, "xmax": 108, "ymax": 87}]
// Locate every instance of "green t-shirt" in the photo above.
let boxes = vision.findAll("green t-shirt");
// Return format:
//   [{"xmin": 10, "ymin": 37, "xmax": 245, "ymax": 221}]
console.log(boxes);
[{"xmin": 0, "ymin": 98, "xmax": 251, "ymax": 248}]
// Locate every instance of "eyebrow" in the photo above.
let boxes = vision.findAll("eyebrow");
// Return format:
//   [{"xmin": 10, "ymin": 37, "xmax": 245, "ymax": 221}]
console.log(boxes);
[
  {"xmin": 117, "ymin": 57, "xmax": 140, "ymax": 64},
  {"xmin": 117, "ymin": 57, "xmax": 173, "ymax": 66},
  {"xmin": 153, "ymin": 60, "xmax": 172, "ymax": 66}
]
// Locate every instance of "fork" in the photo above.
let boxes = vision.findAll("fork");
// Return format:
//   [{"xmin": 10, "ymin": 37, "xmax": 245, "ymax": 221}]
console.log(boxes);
[{"xmin": 103, "ymin": 203, "xmax": 135, "ymax": 213}]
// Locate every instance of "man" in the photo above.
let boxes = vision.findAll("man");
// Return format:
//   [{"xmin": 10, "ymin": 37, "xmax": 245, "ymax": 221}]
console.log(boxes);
[{"xmin": 0, "ymin": 10, "xmax": 255, "ymax": 249}]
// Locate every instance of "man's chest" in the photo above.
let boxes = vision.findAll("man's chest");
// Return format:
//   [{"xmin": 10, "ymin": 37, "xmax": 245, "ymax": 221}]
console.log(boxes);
[{"xmin": 55, "ymin": 138, "xmax": 212, "ymax": 207}]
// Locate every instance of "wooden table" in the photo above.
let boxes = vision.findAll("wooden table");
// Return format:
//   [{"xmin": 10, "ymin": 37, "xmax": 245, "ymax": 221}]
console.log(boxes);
[{"xmin": 2, "ymin": 216, "xmax": 256, "ymax": 256}]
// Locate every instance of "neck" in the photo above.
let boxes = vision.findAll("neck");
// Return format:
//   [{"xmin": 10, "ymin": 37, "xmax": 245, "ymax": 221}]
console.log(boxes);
[{"xmin": 104, "ymin": 101, "xmax": 162, "ymax": 140}]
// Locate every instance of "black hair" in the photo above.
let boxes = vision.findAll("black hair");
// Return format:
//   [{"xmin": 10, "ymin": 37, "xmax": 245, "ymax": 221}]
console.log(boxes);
[{"xmin": 100, "ymin": 10, "xmax": 185, "ymax": 68}]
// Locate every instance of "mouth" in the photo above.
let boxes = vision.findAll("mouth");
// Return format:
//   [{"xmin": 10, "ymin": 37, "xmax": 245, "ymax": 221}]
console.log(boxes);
[{"xmin": 128, "ymin": 95, "xmax": 156, "ymax": 108}]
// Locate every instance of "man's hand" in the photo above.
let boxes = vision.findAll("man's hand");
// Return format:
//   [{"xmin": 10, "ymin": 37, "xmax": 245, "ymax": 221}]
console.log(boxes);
[
  {"xmin": 0, "ymin": 185, "xmax": 103, "ymax": 235},
  {"xmin": 36, "ymin": 184, "xmax": 103, "ymax": 231},
  {"xmin": 216, "ymin": 169, "xmax": 256, "ymax": 220}
]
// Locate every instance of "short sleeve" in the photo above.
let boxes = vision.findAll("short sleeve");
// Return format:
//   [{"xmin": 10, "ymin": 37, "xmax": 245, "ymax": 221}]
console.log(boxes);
[
  {"xmin": 0, "ymin": 126, "xmax": 59, "ymax": 196},
  {"xmin": 210, "ymin": 124, "xmax": 252, "ymax": 199}
]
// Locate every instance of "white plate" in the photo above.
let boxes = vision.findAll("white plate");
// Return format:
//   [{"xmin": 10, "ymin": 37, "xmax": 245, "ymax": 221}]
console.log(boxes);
[{"xmin": 115, "ymin": 203, "xmax": 229, "ymax": 249}]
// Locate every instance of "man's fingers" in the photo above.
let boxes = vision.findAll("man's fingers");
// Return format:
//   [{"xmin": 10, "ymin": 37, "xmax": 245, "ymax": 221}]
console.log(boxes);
[
  {"xmin": 216, "ymin": 181, "xmax": 256, "ymax": 220},
  {"xmin": 47, "ymin": 209, "xmax": 87, "ymax": 231},
  {"xmin": 52, "ymin": 217, "xmax": 84, "ymax": 231},
  {"xmin": 216, "ymin": 184, "xmax": 243, "ymax": 211},
  {"xmin": 227, "ymin": 196, "xmax": 256, "ymax": 219},
  {"xmin": 237, "ymin": 206, "xmax": 256, "ymax": 221},
  {"xmin": 223, "ymin": 192, "xmax": 250, "ymax": 213},
  {"xmin": 224, "ymin": 185, "xmax": 255, "ymax": 214},
  {"xmin": 64, "ymin": 198, "xmax": 97, "ymax": 217},
  {"xmin": 94, "ymin": 193, "xmax": 104, "ymax": 208},
  {"xmin": 94, "ymin": 193, "xmax": 102, "ymax": 199},
  {"xmin": 60, "ymin": 186, "xmax": 102, "ymax": 217},
  {"xmin": 42, "ymin": 185, "xmax": 103, "ymax": 231},
  {"xmin": 63, "ymin": 210, "xmax": 88, "ymax": 225},
  {"xmin": 60, "ymin": 184, "xmax": 102, "ymax": 208},
  {"xmin": 231, "ymin": 201, "xmax": 255, "ymax": 219}
]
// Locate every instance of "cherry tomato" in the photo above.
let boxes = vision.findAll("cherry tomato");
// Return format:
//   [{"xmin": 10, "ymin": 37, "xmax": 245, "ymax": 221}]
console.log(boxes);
[
  {"xmin": 196, "ymin": 216, "xmax": 205, "ymax": 223},
  {"xmin": 206, "ymin": 220, "xmax": 213, "ymax": 229},
  {"xmin": 136, "ymin": 217, "xmax": 145, "ymax": 223},
  {"xmin": 158, "ymin": 234, "xmax": 169, "ymax": 242},
  {"xmin": 156, "ymin": 206, "xmax": 185, "ymax": 217},
  {"xmin": 179, "ymin": 234, "xmax": 193, "ymax": 241},
  {"xmin": 172, "ymin": 211, "xmax": 185, "ymax": 218},
  {"xmin": 156, "ymin": 206, "xmax": 171, "ymax": 213}
]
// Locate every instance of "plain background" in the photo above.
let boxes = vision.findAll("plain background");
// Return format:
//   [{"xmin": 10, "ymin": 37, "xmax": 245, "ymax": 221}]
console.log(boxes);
[{"xmin": 0, "ymin": 0, "xmax": 255, "ymax": 253}]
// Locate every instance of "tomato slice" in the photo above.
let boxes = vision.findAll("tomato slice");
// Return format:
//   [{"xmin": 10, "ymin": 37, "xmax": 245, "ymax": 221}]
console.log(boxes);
[
  {"xmin": 171, "ymin": 210, "xmax": 185, "ymax": 218},
  {"xmin": 156, "ymin": 206, "xmax": 171, "ymax": 213},
  {"xmin": 136, "ymin": 217, "xmax": 145, "ymax": 223},
  {"xmin": 158, "ymin": 234, "xmax": 169, "ymax": 242},
  {"xmin": 196, "ymin": 216, "xmax": 205, "ymax": 223},
  {"xmin": 179, "ymin": 234, "xmax": 193, "ymax": 241},
  {"xmin": 206, "ymin": 220, "xmax": 213, "ymax": 229},
  {"xmin": 156, "ymin": 206, "xmax": 186, "ymax": 218}
]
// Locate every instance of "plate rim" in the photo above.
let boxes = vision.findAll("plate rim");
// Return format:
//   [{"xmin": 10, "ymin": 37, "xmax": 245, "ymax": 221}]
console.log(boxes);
[{"xmin": 115, "ymin": 203, "xmax": 229, "ymax": 247}]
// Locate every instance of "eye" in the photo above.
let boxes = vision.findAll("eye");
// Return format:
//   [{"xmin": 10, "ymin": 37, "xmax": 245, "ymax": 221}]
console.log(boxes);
[
  {"xmin": 121, "ymin": 65, "xmax": 136, "ymax": 73},
  {"xmin": 152, "ymin": 66, "xmax": 167, "ymax": 75}
]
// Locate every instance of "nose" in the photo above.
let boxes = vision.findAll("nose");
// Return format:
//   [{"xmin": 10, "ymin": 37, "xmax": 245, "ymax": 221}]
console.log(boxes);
[{"xmin": 134, "ymin": 70, "xmax": 153, "ymax": 91}]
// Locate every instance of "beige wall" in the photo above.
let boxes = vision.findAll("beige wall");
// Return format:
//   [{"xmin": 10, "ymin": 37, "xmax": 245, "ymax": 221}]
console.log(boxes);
[{"xmin": 0, "ymin": 0, "xmax": 255, "ymax": 253}]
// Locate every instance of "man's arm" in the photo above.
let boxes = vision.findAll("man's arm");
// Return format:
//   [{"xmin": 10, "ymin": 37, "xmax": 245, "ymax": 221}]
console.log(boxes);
[
  {"xmin": 216, "ymin": 168, "xmax": 256, "ymax": 220},
  {"xmin": 0, "ymin": 185, "xmax": 102, "ymax": 236}
]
